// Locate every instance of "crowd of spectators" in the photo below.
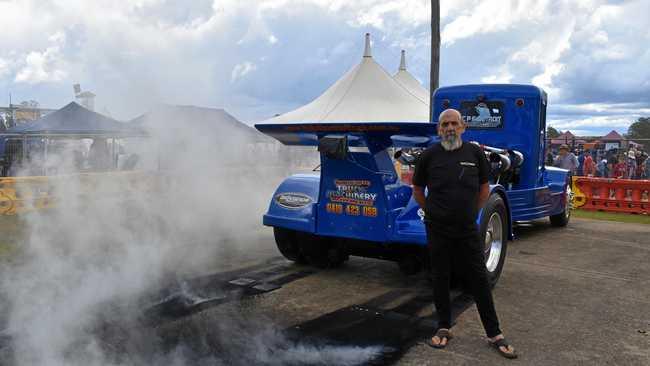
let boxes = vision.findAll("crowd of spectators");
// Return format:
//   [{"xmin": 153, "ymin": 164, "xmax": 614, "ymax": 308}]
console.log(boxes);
[{"xmin": 547, "ymin": 144, "xmax": 649, "ymax": 180}]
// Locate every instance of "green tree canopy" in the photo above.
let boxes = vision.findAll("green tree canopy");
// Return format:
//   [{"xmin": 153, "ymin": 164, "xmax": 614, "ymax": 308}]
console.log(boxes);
[
  {"xmin": 547, "ymin": 126, "xmax": 561, "ymax": 138},
  {"xmin": 626, "ymin": 117, "xmax": 650, "ymax": 150}
]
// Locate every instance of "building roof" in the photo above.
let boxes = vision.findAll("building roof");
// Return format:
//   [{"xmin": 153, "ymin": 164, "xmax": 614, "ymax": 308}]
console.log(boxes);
[
  {"xmin": 550, "ymin": 130, "xmax": 583, "ymax": 145},
  {"xmin": 131, "ymin": 105, "xmax": 269, "ymax": 143},
  {"xmin": 601, "ymin": 130, "xmax": 624, "ymax": 141},
  {"xmin": 262, "ymin": 33, "xmax": 429, "ymax": 124},
  {"xmin": 5, "ymin": 102, "xmax": 142, "ymax": 136},
  {"xmin": 550, "ymin": 138, "xmax": 587, "ymax": 145}
]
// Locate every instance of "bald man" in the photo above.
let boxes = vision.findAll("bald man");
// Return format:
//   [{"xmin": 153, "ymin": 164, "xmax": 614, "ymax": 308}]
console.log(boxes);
[{"xmin": 412, "ymin": 109, "xmax": 517, "ymax": 359}]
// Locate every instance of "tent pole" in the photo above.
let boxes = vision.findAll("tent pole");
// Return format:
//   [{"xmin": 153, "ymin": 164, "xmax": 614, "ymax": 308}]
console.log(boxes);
[
  {"xmin": 157, "ymin": 139, "xmax": 161, "ymax": 171},
  {"xmin": 430, "ymin": 0, "xmax": 440, "ymax": 122},
  {"xmin": 22, "ymin": 135, "xmax": 26, "ymax": 168},
  {"xmin": 43, "ymin": 137, "xmax": 48, "ymax": 176}
]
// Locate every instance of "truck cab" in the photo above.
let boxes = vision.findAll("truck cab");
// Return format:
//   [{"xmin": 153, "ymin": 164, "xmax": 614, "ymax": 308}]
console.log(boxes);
[{"xmin": 433, "ymin": 85, "xmax": 570, "ymax": 222}]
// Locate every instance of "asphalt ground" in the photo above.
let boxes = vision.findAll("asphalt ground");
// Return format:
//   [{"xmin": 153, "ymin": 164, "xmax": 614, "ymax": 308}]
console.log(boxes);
[
  {"xmin": 133, "ymin": 216, "xmax": 650, "ymax": 365},
  {"xmin": 398, "ymin": 217, "xmax": 650, "ymax": 365},
  {"xmin": 1, "ymin": 216, "xmax": 649, "ymax": 365}
]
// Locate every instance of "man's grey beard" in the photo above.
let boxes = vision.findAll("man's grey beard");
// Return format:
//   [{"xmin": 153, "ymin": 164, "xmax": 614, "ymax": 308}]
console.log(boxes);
[{"xmin": 440, "ymin": 134, "xmax": 462, "ymax": 151}]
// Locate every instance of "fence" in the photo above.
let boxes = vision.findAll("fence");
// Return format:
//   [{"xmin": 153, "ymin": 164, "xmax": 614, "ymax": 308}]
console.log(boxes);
[
  {"xmin": 572, "ymin": 176, "xmax": 650, "ymax": 215},
  {"xmin": 0, "ymin": 171, "xmax": 161, "ymax": 215}
]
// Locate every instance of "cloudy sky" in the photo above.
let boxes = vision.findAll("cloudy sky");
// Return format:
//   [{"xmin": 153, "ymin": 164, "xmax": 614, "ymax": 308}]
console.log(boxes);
[{"xmin": 0, "ymin": 0, "xmax": 648, "ymax": 136}]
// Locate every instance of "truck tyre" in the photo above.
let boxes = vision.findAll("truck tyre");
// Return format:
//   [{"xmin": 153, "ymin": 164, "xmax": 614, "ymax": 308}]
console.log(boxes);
[
  {"xmin": 295, "ymin": 233, "xmax": 348, "ymax": 269},
  {"xmin": 550, "ymin": 186, "xmax": 571, "ymax": 227},
  {"xmin": 398, "ymin": 255, "xmax": 421, "ymax": 276},
  {"xmin": 480, "ymin": 194, "xmax": 508, "ymax": 287},
  {"xmin": 273, "ymin": 227, "xmax": 307, "ymax": 264}
]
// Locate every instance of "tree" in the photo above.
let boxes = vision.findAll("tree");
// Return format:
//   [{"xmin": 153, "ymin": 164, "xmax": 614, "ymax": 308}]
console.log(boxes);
[
  {"xmin": 547, "ymin": 126, "xmax": 561, "ymax": 138},
  {"xmin": 626, "ymin": 117, "xmax": 650, "ymax": 150}
]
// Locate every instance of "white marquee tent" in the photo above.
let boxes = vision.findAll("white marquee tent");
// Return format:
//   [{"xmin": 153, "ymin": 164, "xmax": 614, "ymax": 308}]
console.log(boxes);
[
  {"xmin": 263, "ymin": 34, "xmax": 430, "ymax": 124},
  {"xmin": 393, "ymin": 50, "xmax": 430, "ymax": 104}
]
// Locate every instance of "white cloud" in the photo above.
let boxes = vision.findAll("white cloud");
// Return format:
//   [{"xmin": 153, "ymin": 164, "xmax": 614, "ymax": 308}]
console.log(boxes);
[
  {"xmin": 0, "ymin": 58, "xmax": 8, "ymax": 78},
  {"xmin": 441, "ymin": 0, "xmax": 550, "ymax": 46},
  {"xmin": 14, "ymin": 31, "xmax": 67, "ymax": 84},
  {"xmin": 231, "ymin": 61, "xmax": 257, "ymax": 82},
  {"xmin": 552, "ymin": 102, "xmax": 650, "ymax": 116},
  {"xmin": 550, "ymin": 115, "xmax": 633, "ymax": 131},
  {"xmin": 0, "ymin": 0, "xmax": 647, "ymax": 137},
  {"xmin": 481, "ymin": 68, "xmax": 513, "ymax": 84},
  {"xmin": 351, "ymin": 1, "xmax": 426, "ymax": 29},
  {"xmin": 590, "ymin": 30, "xmax": 609, "ymax": 45},
  {"xmin": 531, "ymin": 63, "xmax": 564, "ymax": 94},
  {"xmin": 548, "ymin": 101, "xmax": 650, "ymax": 136},
  {"xmin": 300, "ymin": 0, "xmax": 430, "ymax": 29}
]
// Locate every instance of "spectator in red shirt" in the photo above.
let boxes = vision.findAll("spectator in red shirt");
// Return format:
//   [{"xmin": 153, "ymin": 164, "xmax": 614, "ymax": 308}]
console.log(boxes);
[
  {"xmin": 582, "ymin": 152, "xmax": 596, "ymax": 176},
  {"xmin": 613, "ymin": 156, "xmax": 627, "ymax": 179}
]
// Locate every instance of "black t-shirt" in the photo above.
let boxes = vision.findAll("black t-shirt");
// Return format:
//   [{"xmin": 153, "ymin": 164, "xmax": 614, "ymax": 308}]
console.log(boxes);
[{"xmin": 412, "ymin": 142, "xmax": 489, "ymax": 227}]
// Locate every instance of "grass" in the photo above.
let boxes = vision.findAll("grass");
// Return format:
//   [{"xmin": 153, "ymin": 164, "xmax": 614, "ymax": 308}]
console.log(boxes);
[
  {"xmin": 0, "ymin": 242, "xmax": 17, "ymax": 258},
  {"xmin": 0, "ymin": 215, "xmax": 26, "ymax": 260},
  {"xmin": 573, "ymin": 209, "xmax": 650, "ymax": 225}
]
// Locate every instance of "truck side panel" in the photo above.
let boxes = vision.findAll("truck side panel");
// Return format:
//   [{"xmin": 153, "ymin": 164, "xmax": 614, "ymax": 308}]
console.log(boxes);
[{"xmin": 316, "ymin": 151, "xmax": 393, "ymax": 242}]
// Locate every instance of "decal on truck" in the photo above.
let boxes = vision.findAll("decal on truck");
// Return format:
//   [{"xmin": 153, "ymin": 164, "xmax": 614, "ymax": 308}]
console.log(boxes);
[
  {"xmin": 275, "ymin": 192, "xmax": 313, "ymax": 209},
  {"xmin": 326, "ymin": 179, "xmax": 378, "ymax": 217}
]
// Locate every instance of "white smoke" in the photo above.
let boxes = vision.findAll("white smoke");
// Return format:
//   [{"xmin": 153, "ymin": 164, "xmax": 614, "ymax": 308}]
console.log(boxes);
[{"xmin": 0, "ymin": 109, "xmax": 377, "ymax": 366}]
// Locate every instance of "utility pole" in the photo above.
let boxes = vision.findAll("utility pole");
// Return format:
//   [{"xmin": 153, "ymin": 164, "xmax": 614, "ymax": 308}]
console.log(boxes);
[{"xmin": 430, "ymin": 0, "xmax": 440, "ymax": 122}]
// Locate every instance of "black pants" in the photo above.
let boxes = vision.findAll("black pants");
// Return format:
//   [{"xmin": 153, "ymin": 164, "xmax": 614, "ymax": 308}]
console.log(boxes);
[{"xmin": 426, "ymin": 222, "xmax": 502, "ymax": 338}]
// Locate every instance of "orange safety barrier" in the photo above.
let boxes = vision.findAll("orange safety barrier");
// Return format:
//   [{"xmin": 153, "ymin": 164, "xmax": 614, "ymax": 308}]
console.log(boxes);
[
  {"xmin": 572, "ymin": 176, "xmax": 650, "ymax": 215},
  {"xmin": 0, "ymin": 171, "xmax": 163, "ymax": 215}
]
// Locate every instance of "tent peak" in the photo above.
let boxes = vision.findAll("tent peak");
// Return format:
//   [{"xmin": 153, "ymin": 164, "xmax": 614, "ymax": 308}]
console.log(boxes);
[
  {"xmin": 363, "ymin": 33, "xmax": 372, "ymax": 58},
  {"xmin": 399, "ymin": 50, "xmax": 406, "ymax": 70}
]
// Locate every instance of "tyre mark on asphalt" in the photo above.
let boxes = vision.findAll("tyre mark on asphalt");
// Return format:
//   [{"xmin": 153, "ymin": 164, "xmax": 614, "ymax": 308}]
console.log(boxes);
[
  {"xmin": 508, "ymin": 258, "xmax": 638, "ymax": 282},
  {"xmin": 285, "ymin": 288, "xmax": 475, "ymax": 365},
  {"xmin": 559, "ymin": 232, "xmax": 650, "ymax": 251},
  {"xmin": 1, "ymin": 261, "xmax": 477, "ymax": 366},
  {"xmin": 1, "ymin": 259, "xmax": 321, "ymax": 362},
  {"xmin": 143, "ymin": 261, "xmax": 318, "ymax": 322}
]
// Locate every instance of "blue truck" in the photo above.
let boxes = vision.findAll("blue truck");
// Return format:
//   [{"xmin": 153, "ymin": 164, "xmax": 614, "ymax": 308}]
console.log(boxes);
[{"xmin": 255, "ymin": 84, "xmax": 571, "ymax": 285}]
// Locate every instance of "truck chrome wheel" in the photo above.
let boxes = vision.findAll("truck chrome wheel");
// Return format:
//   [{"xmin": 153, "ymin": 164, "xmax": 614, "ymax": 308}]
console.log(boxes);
[
  {"xmin": 565, "ymin": 186, "xmax": 573, "ymax": 220},
  {"xmin": 480, "ymin": 194, "xmax": 508, "ymax": 287},
  {"xmin": 550, "ymin": 184, "xmax": 572, "ymax": 227},
  {"xmin": 484, "ymin": 212, "xmax": 503, "ymax": 273}
]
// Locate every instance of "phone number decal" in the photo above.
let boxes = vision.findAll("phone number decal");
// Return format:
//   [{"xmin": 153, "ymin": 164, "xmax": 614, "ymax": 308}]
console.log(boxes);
[{"xmin": 326, "ymin": 179, "xmax": 378, "ymax": 217}]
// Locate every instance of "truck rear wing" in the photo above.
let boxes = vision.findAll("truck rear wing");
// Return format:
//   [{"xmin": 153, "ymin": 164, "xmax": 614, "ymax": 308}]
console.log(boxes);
[{"xmin": 254, "ymin": 122, "xmax": 439, "ymax": 150}]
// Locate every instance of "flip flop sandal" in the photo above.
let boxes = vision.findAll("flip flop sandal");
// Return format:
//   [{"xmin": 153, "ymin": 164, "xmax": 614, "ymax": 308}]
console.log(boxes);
[
  {"xmin": 488, "ymin": 338, "xmax": 518, "ymax": 359},
  {"xmin": 425, "ymin": 329, "xmax": 453, "ymax": 349}
]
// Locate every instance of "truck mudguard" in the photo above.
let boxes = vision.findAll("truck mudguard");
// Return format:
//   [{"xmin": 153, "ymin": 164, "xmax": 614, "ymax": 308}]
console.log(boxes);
[{"xmin": 264, "ymin": 174, "xmax": 320, "ymax": 233}]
